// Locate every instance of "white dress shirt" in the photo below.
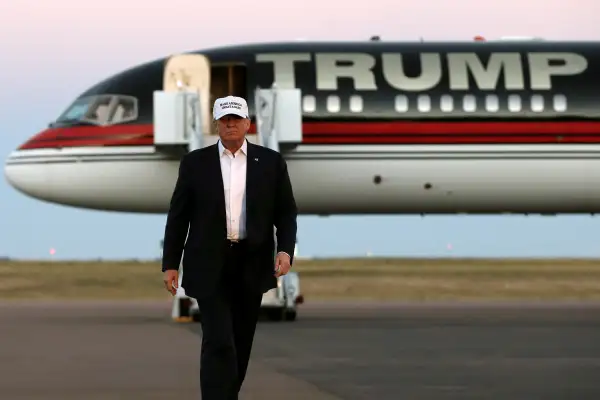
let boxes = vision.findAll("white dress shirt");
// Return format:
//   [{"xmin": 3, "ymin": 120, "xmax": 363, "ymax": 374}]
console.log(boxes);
[
  {"xmin": 218, "ymin": 140, "xmax": 247, "ymax": 240},
  {"xmin": 217, "ymin": 140, "xmax": 291, "ymax": 261}
]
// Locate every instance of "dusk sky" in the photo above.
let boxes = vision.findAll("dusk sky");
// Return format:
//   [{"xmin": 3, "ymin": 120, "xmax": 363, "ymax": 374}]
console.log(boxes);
[{"xmin": 1, "ymin": 0, "xmax": 600, "ymax": 260}]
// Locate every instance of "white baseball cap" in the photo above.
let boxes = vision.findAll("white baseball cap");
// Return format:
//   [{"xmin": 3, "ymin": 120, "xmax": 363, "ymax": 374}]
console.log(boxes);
[{"xmin": 213, "ymin": 96, "xmax": 249, "ymax": 120}]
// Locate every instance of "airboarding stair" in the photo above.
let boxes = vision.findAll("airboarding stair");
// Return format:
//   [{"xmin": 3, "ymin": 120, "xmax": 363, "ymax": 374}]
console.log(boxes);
[
  {"xmin": 153, "ymin": 89, "xmax": 204, "ymax": 153},
  {"xmin": 254, "ymin": 86, "xmax": 303, "ymax": 153}
]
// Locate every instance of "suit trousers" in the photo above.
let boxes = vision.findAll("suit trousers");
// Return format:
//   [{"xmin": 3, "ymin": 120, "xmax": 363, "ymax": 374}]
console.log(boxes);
[{"xmin": 196, "ymin": 240, "xmax": 264, "ymax": 400}]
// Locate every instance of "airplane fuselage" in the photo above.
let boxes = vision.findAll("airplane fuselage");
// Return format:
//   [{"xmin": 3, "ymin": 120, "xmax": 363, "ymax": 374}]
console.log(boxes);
[{"xmin": 5, "ymin": 40, "xmax": 600, "ymax": 215}]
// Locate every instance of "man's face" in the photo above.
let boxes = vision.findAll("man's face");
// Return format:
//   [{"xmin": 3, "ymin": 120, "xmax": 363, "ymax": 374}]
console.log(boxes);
[{"xmin": 217, "ymin": 114, "xmax": 250, "ymax": 142}]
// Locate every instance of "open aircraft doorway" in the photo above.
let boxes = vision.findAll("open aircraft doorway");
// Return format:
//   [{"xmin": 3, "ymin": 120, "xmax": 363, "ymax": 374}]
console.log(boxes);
[{"xmin": 163, "ymin": 54, "xmax": 212, "ymax": 136}]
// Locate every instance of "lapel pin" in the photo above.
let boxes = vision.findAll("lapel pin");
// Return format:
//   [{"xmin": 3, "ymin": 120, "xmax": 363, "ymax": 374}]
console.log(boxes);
[{"xmin": 254, "ymin": 158, "xmax": 259, "ymax": 161}]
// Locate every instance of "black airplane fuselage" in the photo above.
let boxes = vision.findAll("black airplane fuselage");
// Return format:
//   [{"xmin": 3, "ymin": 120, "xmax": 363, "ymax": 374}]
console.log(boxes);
[{"xmin": 19, "ymin": 40, "xmax": 600, "ymax": 149}]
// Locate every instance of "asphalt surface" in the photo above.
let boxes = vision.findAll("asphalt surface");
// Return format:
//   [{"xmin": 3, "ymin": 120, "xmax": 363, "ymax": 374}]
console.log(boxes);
[{"xmin": 1, "ymin": 300, "xmax": 600, "ymax": 399}]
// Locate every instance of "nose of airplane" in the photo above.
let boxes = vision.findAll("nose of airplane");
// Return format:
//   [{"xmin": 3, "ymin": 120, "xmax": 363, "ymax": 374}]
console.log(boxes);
[
  {"xmin": 4, "ymin": 127, "xmax": 59, "ymax": 203},
  {"xmin": 4, "ymin": 147, "xmax": 49, "ymax": 201},
  {"xmin": 4, "ymin": 150, "xmax": 19, "ymax": 187},
  {"xmin": 2, "ymin": 153, "xmax": 11, "ymax": 186},
  {"xmin": 4, "ymin": 126, "xmax": 173, "ymax": 213},
  {"xmin": 4, "ymin": 152, "xmax": 15, "ymax": 187}
]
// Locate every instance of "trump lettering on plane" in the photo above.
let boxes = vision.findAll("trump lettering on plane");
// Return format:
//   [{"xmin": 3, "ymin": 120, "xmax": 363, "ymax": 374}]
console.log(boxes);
[{"xmin": 256, "ymin": 52, "xmax": 588, "ymax": 91}]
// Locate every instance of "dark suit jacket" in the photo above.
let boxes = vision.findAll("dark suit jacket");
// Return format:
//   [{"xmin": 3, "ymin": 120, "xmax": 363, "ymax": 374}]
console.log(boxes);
[{"xmin": 160, "ymin": 140, "xmax": 298, "ymax": 299}]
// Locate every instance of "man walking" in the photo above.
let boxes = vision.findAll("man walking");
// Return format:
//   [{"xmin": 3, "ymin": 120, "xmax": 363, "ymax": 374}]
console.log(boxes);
[{"xmin": 161, "ymin": 95, "xmax": 298, "ymax": 399}]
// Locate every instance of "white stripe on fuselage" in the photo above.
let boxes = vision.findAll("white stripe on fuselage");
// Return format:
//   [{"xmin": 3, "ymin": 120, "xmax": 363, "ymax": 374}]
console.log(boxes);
[
  {"xmin": 7, "ymin": 143, "xmax": 600, "ymax": 165},
  {"xmin": 5, "ymin": 146, "xmax": 165, "ymax": 165},
  {"xmin": 6, "ymin": 143, "xmax": 600, "ymax": 214}
]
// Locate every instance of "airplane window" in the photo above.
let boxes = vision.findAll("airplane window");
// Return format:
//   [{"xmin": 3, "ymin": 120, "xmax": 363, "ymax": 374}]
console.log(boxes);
[
  {"xmin": 485, "ymin": 95, "xmax": 499, "ymax": 112},
  {"xmin": 326, "ymin": 95, "xmax": 340, "ymax": 113},
  {"xmin": 417, "ymin": 95, "xmax": 431, "ymax": 112},
  {"xmin": 349, "ymin": 95, "xmax": 363, "ymax": 113},
  {"xmin": 56, "ymin": 97, "xmax": 94, "ymax": 122},
  {"xmin": 109, "ymin": 96, "xmax": 138, "ymax": 124},
  {"xmin": 395, "ymin": 95, "xmax": 408, "ymax": 112},
  {"xmin": 530, "ymin": 95, "xmax": 544, "ymax": 112},
  {"xmin": 553, "ymin": 94, "xmax": 567, "ymax": 112},
  {"xmin": 54, "ymin": 94, "xmax": 138, "ymax": 126},
  {"xmin": 463, "ymin": 95, "xmax": 476, "ymax": 112},
  {"xmin": 302, "ymin": 95, "xmax": 316, "ymax": 113},
  {"xmin": 62, "ymin": 102, "xmax": 89, "ymax": 120},
  {"xmin": 88, "ymin": 96, "xmax": 113, "ymax": 124},
  {"xmin": 440, "ymin": 95, "xmax": 453, "ymax": 112},
  {"xmin": 508, "ymin": 95, "xmax": 521, "ymax": 112}
]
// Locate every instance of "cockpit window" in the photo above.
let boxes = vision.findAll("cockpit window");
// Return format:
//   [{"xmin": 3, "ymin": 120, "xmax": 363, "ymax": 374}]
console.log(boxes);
[
  {"xmin": 61, "ymin": 98, "xmax": 91, "ymax": 120},
  {"xmin": 55, "ymin": 94, "xmax": 138, "ymax": 126},
  {"xmin": 111, "ymin": 96, "xmax": 137, "ymax": 123}
]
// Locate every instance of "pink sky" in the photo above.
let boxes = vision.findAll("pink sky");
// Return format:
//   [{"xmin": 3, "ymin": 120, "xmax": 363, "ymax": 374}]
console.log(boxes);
[
  {"xmin": 3, "ymin": 1, "xmax": 598, "ymax": 61},
  {"xmin": 1, "ymin": 0, "xmax": 598, "ymax": 118}
]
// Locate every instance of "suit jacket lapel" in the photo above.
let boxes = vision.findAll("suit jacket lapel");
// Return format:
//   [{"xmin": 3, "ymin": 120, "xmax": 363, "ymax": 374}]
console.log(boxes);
[
  {"xmin": 210, "ymin": 144, "xmax": 226, "ymax": 222},
  {"xmin": 245, "ymin": 141, "xmax": 258, "ymax": 222}
]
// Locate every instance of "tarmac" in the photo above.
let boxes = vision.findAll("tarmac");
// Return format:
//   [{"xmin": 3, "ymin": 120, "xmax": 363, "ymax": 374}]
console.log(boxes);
[{"xmin": 1, "ymin": 300, "xmax": 600, "ymax": 399}]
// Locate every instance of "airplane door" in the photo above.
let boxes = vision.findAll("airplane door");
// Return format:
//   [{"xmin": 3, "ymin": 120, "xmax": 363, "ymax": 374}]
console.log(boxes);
[{"xmin": 163, "ymin": 54, "xmax": 211, "ymax": 135}]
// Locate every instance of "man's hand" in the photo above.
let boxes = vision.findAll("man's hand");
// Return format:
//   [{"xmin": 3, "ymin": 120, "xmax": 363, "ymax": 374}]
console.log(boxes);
[
  {"xmin": 164, "ymin": 270, "xmax": 178, "ymax": 295},
  {"xmin": 274, "ymin": 252, "xmax": 291, "ymax": 278}
]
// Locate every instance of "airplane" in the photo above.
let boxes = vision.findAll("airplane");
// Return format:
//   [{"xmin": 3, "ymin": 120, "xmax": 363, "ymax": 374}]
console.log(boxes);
[
  {"xmin": 4, "ymin": 36, "xmax": 600, "ymax": 319},
  {"xmin": 5, "ymin": 36, "xmax": 600, "ymax": 216}
]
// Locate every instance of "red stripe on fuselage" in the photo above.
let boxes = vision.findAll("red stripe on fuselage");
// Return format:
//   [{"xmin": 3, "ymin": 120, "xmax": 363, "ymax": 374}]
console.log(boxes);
[
  {"xmin": 18, "ymin": 125, "xmax": 155, "ymax": 149},
  {"xmin": 18, "ymin": 121, "xmax": 600, "ymax": 149}
]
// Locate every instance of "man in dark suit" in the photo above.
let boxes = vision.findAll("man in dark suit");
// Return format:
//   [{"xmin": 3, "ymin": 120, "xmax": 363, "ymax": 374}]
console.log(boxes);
[{"xmin": 161, "ymin": 95, "xmax": 298, "ymax": 399}]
